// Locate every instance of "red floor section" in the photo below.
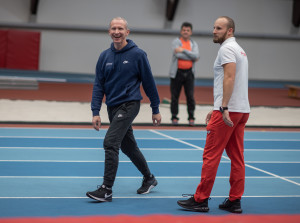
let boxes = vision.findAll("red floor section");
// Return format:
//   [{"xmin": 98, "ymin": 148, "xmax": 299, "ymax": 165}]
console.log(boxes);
[{"xmin": 0, "ymin": 214, "xmax": 299, "ymax": 223}]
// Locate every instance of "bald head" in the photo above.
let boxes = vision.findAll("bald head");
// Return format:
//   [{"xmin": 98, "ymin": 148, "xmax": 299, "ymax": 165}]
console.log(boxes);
[
  {"xmin": 213, "ymin": 16, "xmax": 235, "ymax": 44},
  {"xmin": 218, "ymin": 16, "xmax": 235, "ymax": 34}
]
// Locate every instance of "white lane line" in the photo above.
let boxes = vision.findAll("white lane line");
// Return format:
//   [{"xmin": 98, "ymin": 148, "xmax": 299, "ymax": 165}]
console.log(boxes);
[
  {"xmin": 0, "ymin": 136, "xmax": 171, "ymax": 140},
  {"xmin": 245, "ymin": 161, "xmax": 300, "ymax": 163},
  {"xmin": 0, "ymin": 136, "xmax": 102, "ymax": 139},
  {"xmin": 149, "ymin": 130, "xmax": 204, "ymax": 150},
  {"xmin": 0, "ymin": 176, "xmax": 299, "ymax": 179},
  {"xmin": 1, "ymin": 195, "xmax": 300, "ymax": 199},
  {"xmin": 1, "ymin": 136, "xmax": 300, "ymax": 141},
  {"xmin": 0, "ymin": 147, "xmax": 198, "ymax": 150},
  {"xmin": 0, "ymin": 147, "xmax": 299, "ymax": 151},
  {"xmin": 244, "ymin": 164, "xmax": 300, "ymax": 186},
  {"xmin": 0, "ymin": 160, "xmax": 200, "ymax": 163},
  {"xmin": 244, "ymin": 149, "xmax": 300, "ymax": 151},
  {"xmin": 0, "ymin": 147, "xmax": 102, "ymax": 150},
  {"xmin": 245, "ymin": 139, "xmax": 300, "ymax": 142},
  {"xmin": 150, "ymin": 130, "xmax": 300, "ymax": 187},
  {"xmin": 186, "ymin": 138, "xmax": 300, "ymax": 142},
  {"xmin": 0, "ymin": 160, "xmax": 300, "ymax": 163}
]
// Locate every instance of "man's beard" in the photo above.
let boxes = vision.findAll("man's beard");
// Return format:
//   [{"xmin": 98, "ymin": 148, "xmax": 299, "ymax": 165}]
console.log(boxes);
[{"xmin": 213, "ymin": 33, "xmax": 226, "ymax": 44}]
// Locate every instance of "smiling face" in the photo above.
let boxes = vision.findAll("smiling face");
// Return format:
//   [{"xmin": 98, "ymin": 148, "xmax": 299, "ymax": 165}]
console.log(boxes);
[
  {"xmin": 109, "ymin": 18, "xmax": 130, "ymax": 50},
  {"xmin": 213, "ymin": 17, "xmax": 233, "ymax": 44}
]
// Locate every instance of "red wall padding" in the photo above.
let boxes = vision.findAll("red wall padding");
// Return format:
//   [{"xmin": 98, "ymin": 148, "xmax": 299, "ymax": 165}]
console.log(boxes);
[
  {"xmin": 0, "ymin": 29, "xmax": 40, "ymax": 70},
  {"xmin": 0, "ymin": 30, "xmax": 8, "ymax": 68}
]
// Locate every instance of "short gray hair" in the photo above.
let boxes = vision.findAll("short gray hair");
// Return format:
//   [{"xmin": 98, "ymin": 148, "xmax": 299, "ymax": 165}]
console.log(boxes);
[{"xmin": 109, "ymin": 17, "xmax": 129, "ymax": 29}]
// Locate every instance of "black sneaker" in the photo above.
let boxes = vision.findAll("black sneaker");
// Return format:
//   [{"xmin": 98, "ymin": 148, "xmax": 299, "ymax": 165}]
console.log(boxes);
[
  {"xmin": 219, "ymin": 198, "xmax": 242, "ymax": 213},
  {"xmin": 137, "ymin": 174, "xmax": 158, "ymax": 194},
  {"xmin": 177, "ymin": 195, "xmax": 209, "ymax": 212},
  {"xmin": 86, "ymin": 185, "xmax": 112, "ymax": 202},
  {"xmin": 172, "ymin": 119, "xmax": 179, "ymax": 126}
]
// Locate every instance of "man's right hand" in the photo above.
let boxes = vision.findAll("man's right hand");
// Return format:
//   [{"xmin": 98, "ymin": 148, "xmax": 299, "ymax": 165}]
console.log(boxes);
[
  {"xmin": 92, "ymin": 116, "xmax": 101, "ymax": 131},
  {"xmin": 175, "ymin": 47, "xmax": 184, "ymax": 53}
]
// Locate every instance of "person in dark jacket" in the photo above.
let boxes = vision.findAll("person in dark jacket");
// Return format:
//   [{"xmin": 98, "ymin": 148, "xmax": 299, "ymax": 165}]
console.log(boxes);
[{"xmin": 86, "ymin": 17, "xmax": 162, "ymax": 202}]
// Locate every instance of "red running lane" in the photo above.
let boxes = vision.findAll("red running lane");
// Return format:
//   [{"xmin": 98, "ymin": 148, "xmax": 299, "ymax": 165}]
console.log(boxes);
[{"xmin": 0, "ymin": 214, "xmax": 299, "ymax": 223}]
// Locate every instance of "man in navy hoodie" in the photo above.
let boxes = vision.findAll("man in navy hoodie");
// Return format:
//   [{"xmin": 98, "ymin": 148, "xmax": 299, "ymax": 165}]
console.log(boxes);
[{"xmin": 86, "ymin": 17, "xmax": 162, "ymax": 202}]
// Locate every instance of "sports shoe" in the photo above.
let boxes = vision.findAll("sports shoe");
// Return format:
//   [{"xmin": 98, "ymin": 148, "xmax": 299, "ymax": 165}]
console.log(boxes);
[
  {"xmin": 137, "ymin": 174, "xmax": 158, "ymax": 194},
  {"xmin": 219, "ymin": 198, "xmax": 242, "ymax": 213},
  {"xmin": 177, "ymin": 195, "xmax": 209, "ymax": 212},
  {"xmin": 188, "ymin": 119, "xmax": 195, "ymax": 126},
  {"xmin": 86, "ymin": 185, "xmax": 112, "ymax": 202},
  {"xmin": 172, "ymin": 119, "xmax": 179, "ymax": 126}
]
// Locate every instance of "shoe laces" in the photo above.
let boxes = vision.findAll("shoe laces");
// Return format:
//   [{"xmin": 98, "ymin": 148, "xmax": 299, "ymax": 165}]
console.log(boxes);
[
  {"xmin": 182, "ymin": 194, "xmax": 211, "ymax": 202},
  {"xmin": 96, "ymin": 185, "xmax": 104, "ymax": 191},
  {"xmin": 142, "ymin": 174, "xmax": 154, "ymax": 184},
  {"xmin": 222, "ymin": 198, "xmax": 229, "ymax": 204},
  {"xmin": 182, "ymin": 194, "xmax": 193, "ymax": 197},
  {"xmin": 181, "ymin": 194, "xmax": 195, "ymax": 201},
  {"xmin": 97, "ymin": 185, "xmax": 111, "ymax": 191}
]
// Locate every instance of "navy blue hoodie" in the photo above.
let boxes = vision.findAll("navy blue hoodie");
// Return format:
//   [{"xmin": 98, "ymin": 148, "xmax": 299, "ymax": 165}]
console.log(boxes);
[{"xmin": 91, "ymin": 39, "xmax": 160, "ymax": 116}]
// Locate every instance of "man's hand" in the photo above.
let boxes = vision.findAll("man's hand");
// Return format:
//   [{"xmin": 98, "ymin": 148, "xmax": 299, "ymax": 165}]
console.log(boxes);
[
  {"xmin": 152, "ymin": 113, "xmax": 162, "ymax": 126},
  {"xmin": 92, "ymin": 116, "xmax": 101, "ymax": 131},
  {"xmin": 222, "ymin": 110, "xmax": 234, "ymax": 127},
  {"xmin": 175, "ymin": 47, "xmax": 184, "ymax": 53},
  {"xmin": 205, "ymin": 110, "xmax": 213, "ymax": 124}
]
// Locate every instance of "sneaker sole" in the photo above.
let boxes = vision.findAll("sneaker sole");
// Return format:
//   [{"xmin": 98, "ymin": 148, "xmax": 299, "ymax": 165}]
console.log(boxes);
[
  {"xmin": 138, "ymin": 180, "xmax": 158, "ymax": 194},
  {"xmin": 177, "ymin": 202, "xmax": 209, "ymax": 212},
  {"xmin": 219, "ymin": 207, "xmax": 242, "ymax": 213},
  {"xmin": 86, "ymin": 192, "xmax": 112, "ymax": 202}
]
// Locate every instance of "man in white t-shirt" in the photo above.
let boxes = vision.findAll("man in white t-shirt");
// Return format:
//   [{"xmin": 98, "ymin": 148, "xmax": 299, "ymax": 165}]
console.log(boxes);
[{"xmin": 177, "ymin": 16, "xmax": 250, "ymax": 213}]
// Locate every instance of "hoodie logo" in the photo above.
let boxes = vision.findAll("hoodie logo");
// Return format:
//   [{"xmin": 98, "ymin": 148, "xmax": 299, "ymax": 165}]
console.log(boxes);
[
  {"xmin": 106, "ymin": 63, "xmax": 113, "ymax": 66},
  {"xmin": 123, "ymin": 60, "xmax": 129, "ymax": 64}
]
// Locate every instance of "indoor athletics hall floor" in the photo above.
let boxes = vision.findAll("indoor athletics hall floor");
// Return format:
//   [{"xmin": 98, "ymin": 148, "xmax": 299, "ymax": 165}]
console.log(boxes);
[{"xmin": 0, "ymin": 69, "xmax": 299, "ymax": 223}]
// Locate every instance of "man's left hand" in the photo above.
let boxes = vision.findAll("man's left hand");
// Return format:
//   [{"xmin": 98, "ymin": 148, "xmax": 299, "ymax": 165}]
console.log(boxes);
[{"xmin": 222, "ymin": 110, "xmax": 234, "ymax": 127}]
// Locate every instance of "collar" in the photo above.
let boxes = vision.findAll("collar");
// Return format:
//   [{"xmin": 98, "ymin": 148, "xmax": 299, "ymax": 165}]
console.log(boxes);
[{"xmin": 221, "ymin": 37, "xmax": 236, "ymax": 46}]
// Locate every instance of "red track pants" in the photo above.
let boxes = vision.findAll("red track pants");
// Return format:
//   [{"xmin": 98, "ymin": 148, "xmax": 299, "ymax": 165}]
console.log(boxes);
[{"xmin": 194, "ymin": 111, "xmax": 249, "ymax": 202}]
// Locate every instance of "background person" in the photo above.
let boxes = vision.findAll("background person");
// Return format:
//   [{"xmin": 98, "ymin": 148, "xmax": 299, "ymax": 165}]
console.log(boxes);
[
  {"xmin": 177, "ymin": 16, "xmax": 250, "ymax": 213},
  {"xmin": 86, "ymin": 17, "xmax": 162, "ymax": 202},
  {"xmin": 169, "ymin": 22, "xmax": 200, "ymax": 126}
]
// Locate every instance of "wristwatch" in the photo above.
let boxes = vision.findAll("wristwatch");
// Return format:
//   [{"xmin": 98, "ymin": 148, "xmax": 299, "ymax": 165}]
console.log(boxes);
[{"xmin": 219, "ymin": 106, "xmax": 228, "ymax": 113}]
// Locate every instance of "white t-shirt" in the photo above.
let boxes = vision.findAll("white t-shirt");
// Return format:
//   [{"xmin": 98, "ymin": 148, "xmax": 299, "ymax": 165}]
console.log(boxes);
[{"xmin": 213, "ymin": 37, "xmax": 250, "ymax": 113}]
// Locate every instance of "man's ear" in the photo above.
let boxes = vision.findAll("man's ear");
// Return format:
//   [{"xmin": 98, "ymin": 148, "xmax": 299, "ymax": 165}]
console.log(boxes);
[{"xmin": 227, "ymin": 27, "xmax": 233, "ymax": 36}]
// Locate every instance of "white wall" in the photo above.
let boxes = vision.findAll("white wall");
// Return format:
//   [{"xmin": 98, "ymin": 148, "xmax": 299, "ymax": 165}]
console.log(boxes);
[{"xmin": 0, "ymin": 0, "xmax": 299, "ymax": 81}]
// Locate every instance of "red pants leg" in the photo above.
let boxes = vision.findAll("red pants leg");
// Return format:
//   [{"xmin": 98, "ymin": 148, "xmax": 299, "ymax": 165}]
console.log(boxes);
[
  {"xmin": 194, "ymin": 111, "xmax": 249, "ymax": 202},
  {"xmin": 194, "ymin": 111, "xmax": 234, "ymax": 202},
  {"xmin": 225, "ymin": 113, "xmax": 249, "ymax": 201}
]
